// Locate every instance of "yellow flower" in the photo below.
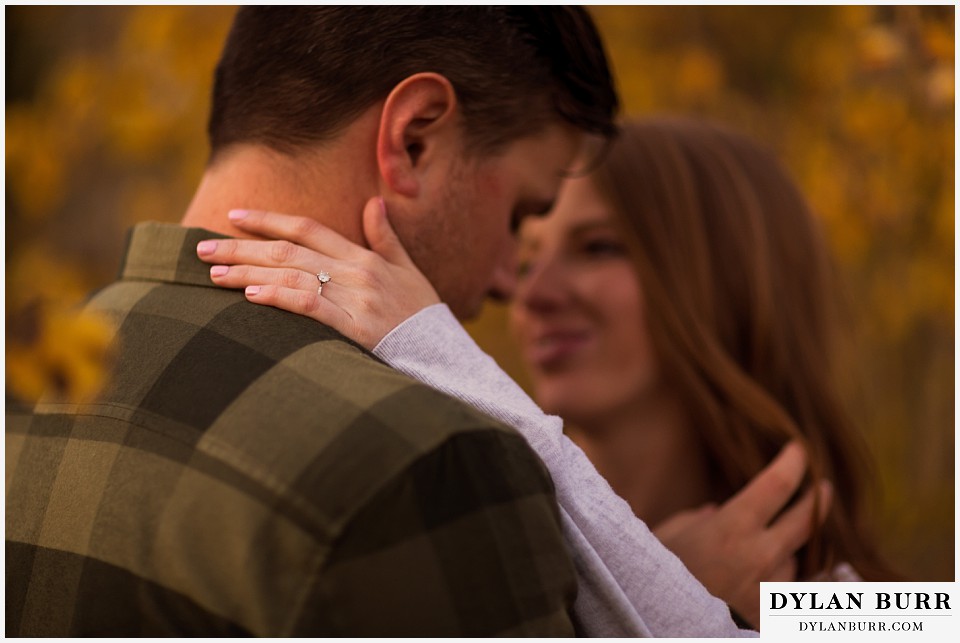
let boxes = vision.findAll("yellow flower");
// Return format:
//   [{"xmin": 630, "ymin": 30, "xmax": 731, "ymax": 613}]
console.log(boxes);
[{"xmin": 7, "ymin": 300, "xmax": 116, "ymax": 405}]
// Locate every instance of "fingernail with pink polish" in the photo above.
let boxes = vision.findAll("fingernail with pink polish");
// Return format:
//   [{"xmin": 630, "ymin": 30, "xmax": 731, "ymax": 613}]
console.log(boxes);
[
  {"xmin": 245, "ymin": 286, "xmax": 261, "ymax": 296},
  {"xmin": 378, "ymin": 197, "xmax": 387, "ymax": 217},
  {"xmin": 228, "ymin": 209, "xmax": 249, "ymax": 222},
  {"xmin": 210, "ymin": 265, "xmax": 229, "ymax": 277},
  {"xmin": 197, "ymin": 240, "xmax": 217, "ymax": 256}
]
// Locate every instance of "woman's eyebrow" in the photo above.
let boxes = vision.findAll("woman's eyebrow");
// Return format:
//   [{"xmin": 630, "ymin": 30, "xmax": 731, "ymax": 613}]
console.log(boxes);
[
  {"xmin": 518, "ymin": 217, "xmax": 618, "ymax": 251},
  {"xmin": 568, "ymin": 219, "xmax": 618, "ymax": 238}
]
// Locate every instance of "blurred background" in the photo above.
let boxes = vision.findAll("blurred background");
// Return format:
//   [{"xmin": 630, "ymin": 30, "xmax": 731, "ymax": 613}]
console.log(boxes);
[{"xmin": 6, "ymin": 6, "xmax": 954, "ymax": 581}]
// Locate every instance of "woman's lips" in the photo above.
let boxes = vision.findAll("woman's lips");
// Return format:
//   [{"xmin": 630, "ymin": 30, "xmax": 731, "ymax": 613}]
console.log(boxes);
[{"xmin": 527, "ymin": 330, "xmax": 590, "ymax": 369}]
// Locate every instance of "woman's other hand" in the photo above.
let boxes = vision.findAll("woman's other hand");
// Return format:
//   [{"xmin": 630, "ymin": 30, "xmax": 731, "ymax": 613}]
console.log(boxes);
[
  {"xmin": 653, "ymin": 442, "xmax": 833, "ymax": 628},
  {"xmin": 197, "ymin": 197, "xmax": 440, "ymax": 349}
]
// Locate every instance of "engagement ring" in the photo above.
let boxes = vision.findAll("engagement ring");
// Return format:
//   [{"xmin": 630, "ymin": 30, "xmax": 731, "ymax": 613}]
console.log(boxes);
[{"xmin": 316, "ymin": 271, "xmax": 331, "ymax": 296}]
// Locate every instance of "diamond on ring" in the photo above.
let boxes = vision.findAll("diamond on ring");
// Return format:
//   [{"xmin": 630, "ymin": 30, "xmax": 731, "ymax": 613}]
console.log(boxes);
[{"xmin": 316, "ymin": 270, "xmax": 331, "ymax": 296}]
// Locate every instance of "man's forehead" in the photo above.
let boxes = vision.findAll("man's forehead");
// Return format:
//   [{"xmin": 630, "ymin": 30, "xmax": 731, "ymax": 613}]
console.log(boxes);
[
  {"xmin": 510, "ymin": 122, "xmax": 583, "ymax": 162},
  {"xmin": 565, "ymin": 132, "xmax": 609, "ymax": 177},
  {"xmin": 533, "ymin": 128, "xmax": 606, "ymax": 187}
]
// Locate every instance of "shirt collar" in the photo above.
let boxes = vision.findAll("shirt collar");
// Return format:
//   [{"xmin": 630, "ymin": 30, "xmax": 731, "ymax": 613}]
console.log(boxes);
[{"xmin": 119, "ymin": 222, "xmax": 230, "ymax": 288}]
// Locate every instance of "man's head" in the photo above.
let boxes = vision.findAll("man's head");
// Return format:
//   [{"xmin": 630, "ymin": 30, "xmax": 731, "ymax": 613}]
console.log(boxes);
[{"xmin": 207, "ymin": 7, "xmax": 618, "ymax": 318}]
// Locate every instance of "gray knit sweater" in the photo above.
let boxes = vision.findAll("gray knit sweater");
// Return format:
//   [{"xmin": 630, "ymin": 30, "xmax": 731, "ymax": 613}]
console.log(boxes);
[{"xmin": 374, "ymin": 304, "xmax": 757, "ymax": 638}]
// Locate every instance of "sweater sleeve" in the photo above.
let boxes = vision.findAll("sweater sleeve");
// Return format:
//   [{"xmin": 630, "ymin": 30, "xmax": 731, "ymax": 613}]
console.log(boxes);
[{"xmin": 373, "ymin": 304, "xmax": 757, "ymax": 638}]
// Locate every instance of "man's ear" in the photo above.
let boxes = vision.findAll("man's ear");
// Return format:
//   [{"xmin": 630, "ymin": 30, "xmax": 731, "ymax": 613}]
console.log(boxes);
[{"xmin": 377, "ymin": 72, "xmax": 459, "ymax": 198}]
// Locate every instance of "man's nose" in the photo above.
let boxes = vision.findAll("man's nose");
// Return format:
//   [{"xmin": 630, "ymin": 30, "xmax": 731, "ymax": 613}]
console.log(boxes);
[{"xmin": 487, "ymin": 253, "xmax": 519, "ymax": 303}]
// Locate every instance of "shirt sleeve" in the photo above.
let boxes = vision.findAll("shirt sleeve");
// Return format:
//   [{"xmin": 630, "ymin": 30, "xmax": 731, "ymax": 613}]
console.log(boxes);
[
  {"xmin": 289, "ymin": 421, "xmax": 578, "ymax": 636},
  {"xmin": 373, "ymin": 303, "xmax": 758, "ymax": 638}
]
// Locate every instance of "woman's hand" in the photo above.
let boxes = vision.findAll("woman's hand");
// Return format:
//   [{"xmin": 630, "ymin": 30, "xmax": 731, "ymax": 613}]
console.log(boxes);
[
  {"xmin": 196, "ymin": 197, "xmax": 440, "ymax": 349},
  {"xmin": 652, "ymin": 442, "xmax": 832, "ymax": 629}
]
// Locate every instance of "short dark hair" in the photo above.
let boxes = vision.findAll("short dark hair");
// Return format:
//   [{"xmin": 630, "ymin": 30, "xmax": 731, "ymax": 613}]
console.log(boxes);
[{"xmin": 208, "ymin": 7, "xmax": 618, "ymax": 160}]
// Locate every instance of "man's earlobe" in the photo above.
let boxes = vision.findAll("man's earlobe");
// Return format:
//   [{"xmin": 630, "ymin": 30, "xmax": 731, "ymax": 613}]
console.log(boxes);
[{"xmin": 377, "ymin": 73, "xmax": 458, "ymax": 198}]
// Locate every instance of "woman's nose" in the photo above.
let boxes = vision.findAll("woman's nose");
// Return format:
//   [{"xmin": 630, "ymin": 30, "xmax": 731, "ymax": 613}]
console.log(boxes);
[{"xmin": 516, "ymin": 256, "xmax": 570, "ymax": 313}]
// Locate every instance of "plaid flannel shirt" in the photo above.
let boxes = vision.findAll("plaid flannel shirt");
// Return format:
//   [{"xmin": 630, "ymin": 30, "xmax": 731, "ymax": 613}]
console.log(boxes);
[{"xmin": 6, "ymin": 222, "xmax": 578, "ymax": 637}]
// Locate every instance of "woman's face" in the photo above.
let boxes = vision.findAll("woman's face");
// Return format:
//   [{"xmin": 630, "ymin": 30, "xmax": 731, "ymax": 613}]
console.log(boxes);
[{"xmin": 509, "ymin": 175, "xmax": 661, "ymax": 425}]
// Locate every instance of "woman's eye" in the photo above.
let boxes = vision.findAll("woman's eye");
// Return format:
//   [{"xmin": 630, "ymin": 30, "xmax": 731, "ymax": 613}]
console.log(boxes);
[{"xmin": 582, "ymin": 238, "xmax": 626, "ymax": 257}]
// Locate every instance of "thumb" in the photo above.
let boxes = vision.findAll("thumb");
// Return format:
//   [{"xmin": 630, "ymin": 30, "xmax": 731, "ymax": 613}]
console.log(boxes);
[
  {"xmin": 362, "ymin": 196, "xmax": 412, "ymax": 266},
  {"xmin": 654, "ymin": 503, "xmax": 717, "ymax": 540}
]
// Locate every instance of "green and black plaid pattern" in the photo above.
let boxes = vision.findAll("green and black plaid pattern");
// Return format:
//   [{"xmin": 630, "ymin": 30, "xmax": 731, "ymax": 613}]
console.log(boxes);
[{"xmin": 6, "ymin": 223, "xmax": 578, "ymax": 637}]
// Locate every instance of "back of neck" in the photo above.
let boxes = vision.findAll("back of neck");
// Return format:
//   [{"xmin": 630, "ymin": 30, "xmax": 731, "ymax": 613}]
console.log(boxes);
[{"xmin": 181, "ymin": 143, "xmax": 371, "ymax": 243}]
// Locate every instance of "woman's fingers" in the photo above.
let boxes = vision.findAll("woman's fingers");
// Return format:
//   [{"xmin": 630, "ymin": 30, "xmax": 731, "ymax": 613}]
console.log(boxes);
[
  {"xmin": 207, "ymin": 258, "xmax": 392, "ymax": 349},
  {"xmin": 200, "ymin": 200, "xmax": 408, "ymax": 271},
  {"xmin": 209, "ymin": 263, "xmax": 345, "ymax": 301},
  {"xmin": 722, "ymin": 441, "xmax": 808, "ymax": 529},
  {"xmin": 197, "ymin": 236, "xmax": 335, "ymax": 275},
  {"xmin": 201, "ymin": 198, "xmax": 441, "ymax": 349},
  {"xmin": 766, "ymin": 479, "xmax": 833, "ymax": 559},
  {"xmin": 227, "ymin": 209, "xmax": 360, "ymax": 260}
]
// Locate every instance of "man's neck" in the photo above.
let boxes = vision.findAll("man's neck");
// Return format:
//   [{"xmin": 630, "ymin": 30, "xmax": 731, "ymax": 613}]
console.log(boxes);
[{"xmin": 181, "ymin": 112, "xmax": 381, "ymax": 242}]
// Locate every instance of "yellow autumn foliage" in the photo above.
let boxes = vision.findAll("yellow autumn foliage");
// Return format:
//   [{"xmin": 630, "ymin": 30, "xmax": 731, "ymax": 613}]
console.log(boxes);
[{"xmin": 7, "ymin": 249, "xmax": 116, "ymax": 404}]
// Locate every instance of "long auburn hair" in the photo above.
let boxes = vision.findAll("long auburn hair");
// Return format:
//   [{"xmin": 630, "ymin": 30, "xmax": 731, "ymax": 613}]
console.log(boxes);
[{"xmin": 591, "ymin": 117, "xmax": 895, "ymax": 580}]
